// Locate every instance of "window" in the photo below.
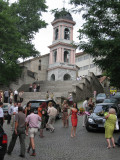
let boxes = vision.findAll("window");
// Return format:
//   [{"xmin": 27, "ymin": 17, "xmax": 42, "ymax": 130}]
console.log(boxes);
[
  {"xmin": 38, "ymin": 65, "xmax": 41, "ymax": 70},
  {"xmin": 64, "ymin": 50, "xmax": 69, "ymax": 63},
  {"xmin": 84, "ymin": 55, "xmax": 89, "ymax": 60},
  {"xmin": 63, "ymin": 74, "xmax": 71, "ymax": 80},
  {"xmin": 64, "ymin": 28, "xmax": 70, "ymax": 40},
  {"xmin": 78, "ymin": 57, "xmax": 84, "ymax": 62},
  {"xmin": 38, "ymin": 59, "xmax": 41, "ymax": 70},
  {"xmin": 55, "ymin": 28, "xmax": 59, "ymax": 40},
  {"xmin": 83, "ymin": 65, "xmax": 89, "ymax": 70},
  {"xmin": 51, "ymin": 74, "xmax": 55, "ymax": 81},
  {"xmin": 90, "ymin": 64, "xmax": 95, "ymax": 68},
  {"xmin": 79, "ymin": 67, "xmax": 83, "ymax": 71},
  {"xmin": 53, "ymin": 50, "xmax": 57, "ymax": 63}
]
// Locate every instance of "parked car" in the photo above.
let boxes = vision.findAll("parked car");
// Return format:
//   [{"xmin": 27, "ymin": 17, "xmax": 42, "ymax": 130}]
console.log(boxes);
[
  {"xmin": 103, "ymin": 98, "xmax": 120, "ymax": 109},
  {"xmin": 113, "ymin": 92, "xmax": 120, "ymax": 99},
  {"xmin": 0, "ymin": 126, "xmax": 7, "ymax": 160},
  {"xmin": 2, "ymin": 103, "xmax": 9, "ymax": 120},
  {"xmin": 86, "ymin": 103, "xmax": 120, "ymax": 132},
  {"xmin": 96, "ymin": 93, "xmax": 106, "ymax": 103},
  {"xmin": 24, "ymin": 99, "xmax": 61, "ymax": 119}
]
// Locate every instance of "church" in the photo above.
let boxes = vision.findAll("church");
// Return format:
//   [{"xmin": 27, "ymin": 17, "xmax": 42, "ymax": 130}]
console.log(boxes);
[{"xmin": 19, "ymin": 9, "xmax": 102, "ymax": 85}]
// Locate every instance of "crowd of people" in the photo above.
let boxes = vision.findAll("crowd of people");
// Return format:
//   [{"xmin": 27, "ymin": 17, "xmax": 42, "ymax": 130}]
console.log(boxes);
[
  {"xmin": 0, "ymin": 89, "xmax": 24, "ymax": 103},
  {"xmin": 0, "ymin": 94, "xmax": 120, "ymax": 158},
  {"xmin": 0, "ymin": 100, "xmax": 58, "ymax": 157},
  {"xmin": 29, "ymin": 83, "xmax": 40, "ymax": 92}
]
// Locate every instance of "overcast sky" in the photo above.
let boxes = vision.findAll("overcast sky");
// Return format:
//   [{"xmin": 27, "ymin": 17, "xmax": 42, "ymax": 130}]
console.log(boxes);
[{"xmin": 10, "ymin": 0, "xmax": 84, "ymax": 55}]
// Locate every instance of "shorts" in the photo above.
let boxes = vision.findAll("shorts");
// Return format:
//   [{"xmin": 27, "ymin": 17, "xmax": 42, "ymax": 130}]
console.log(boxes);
[{"xmin": 29, "ymin": 128, "xmax": 38, "ymax": 138}]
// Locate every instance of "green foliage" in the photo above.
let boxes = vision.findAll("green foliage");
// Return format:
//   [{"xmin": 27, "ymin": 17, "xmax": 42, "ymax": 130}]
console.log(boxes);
[
  {"xmin": 0, "ymin": 0, "xmax": 48, "ymax": 85},
  {"xmin": 70, "ymin": 0, "xmax": 120, "ymax": 88}
]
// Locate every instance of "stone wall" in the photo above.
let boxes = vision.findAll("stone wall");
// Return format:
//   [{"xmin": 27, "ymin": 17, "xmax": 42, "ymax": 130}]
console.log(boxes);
[{"xmin": 72, "ymin": 72, "xmax": 104, "ymax": 102}]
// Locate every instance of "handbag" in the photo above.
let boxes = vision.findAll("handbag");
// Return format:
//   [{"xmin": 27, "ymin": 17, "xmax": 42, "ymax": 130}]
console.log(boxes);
[{"xmin": 115, "ymin": 118, "xmax": 119, "ymax": 130}]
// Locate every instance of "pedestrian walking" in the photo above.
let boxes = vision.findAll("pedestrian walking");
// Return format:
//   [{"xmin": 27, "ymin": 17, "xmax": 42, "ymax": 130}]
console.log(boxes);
[
  {"xmin": 7, "ymin": 107, "xmax": 26, "ymax": 157},
  {"xmin": 4, "ymin": 90, "xmax": 9, "ymax": 103},
  {"xmin": 25, "ymin": 102, "xmax": 31, "ymax": 136},
  {"xmin": 26, "ymin": 108, "xmax": 41, "ymax": 156},
  {"xmin": 68, "ymin": 103, "xmax": 78, "ymax": 137},
  {"xmin": 39, "ymin": 102, "xmax": 48, "ymax": 138},
  {"xmin": 14, "ymin": 89, "xmax": 18, "ymax": 102},
  {"xmin": 47, "ymin": 102, "xmax": 57, "ymax": 132},
  {"xmin": 7, "ymin": 101, "xmax": 13, "ymax": 124},
  {"xmin": 11, "ymin": 102, "xmax": 21, "ymax": 130},
  {"xmin": 82, "ymin": 97, "xmax": 89, "ymax": 127},
  {"xmin": 36, "ymin": 84, "xmax": 40, "ymax": 92},
  {"xmin": 46, "ymin": 91, "xmax": 49, "ymax": 100},
  {"xmin": 62, "ymin": 100, "xmax": 70, "ymax": 128},
  {"xmin": 104, "ymin": 108, "xmax": 116, "ymax": 149},
  {"xmin": 0, "ymin": 102, "xmax": 4, "ymax": 127},
  {"xmin": 19, "ymin": 91, "xmax": 24, "ymax": 103}
]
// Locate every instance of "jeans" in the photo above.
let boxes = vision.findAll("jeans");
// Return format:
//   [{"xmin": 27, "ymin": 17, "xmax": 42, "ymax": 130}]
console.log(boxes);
[{"xmin": 7, "ymin": 127, "xmax": 25, "ymax": 156}]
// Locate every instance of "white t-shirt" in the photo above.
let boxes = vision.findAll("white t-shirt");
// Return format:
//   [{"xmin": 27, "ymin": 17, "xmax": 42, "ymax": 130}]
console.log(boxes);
[
  {"xmin": 14, "ymin": 90, "xmax": 18, "ymax": 95},
  {"xmin": 0, "ymin": 107, "xmax": 4, "ymax": 118},
  {"xmin": 83, "ymin": 100, "xmax": 88, "ymax": 109},
  {"xmin": 13, "ymin": 106, "xmax": 18, "ymax": 114},
  {"xmin": 9, "ymin": 105, "xmax": 14, "ymax": 115}
]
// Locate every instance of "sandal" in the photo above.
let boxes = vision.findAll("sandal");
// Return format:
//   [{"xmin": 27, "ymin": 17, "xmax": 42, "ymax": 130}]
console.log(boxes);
[{"xmin": 107, "ymin": 146, "xmax": 111, "ymax": 149}]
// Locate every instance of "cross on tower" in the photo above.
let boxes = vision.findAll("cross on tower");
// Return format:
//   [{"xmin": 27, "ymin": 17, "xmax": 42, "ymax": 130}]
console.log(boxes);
[{"xmin": 63, "ymin": 0, "xmax": 66, "ymax": 8}]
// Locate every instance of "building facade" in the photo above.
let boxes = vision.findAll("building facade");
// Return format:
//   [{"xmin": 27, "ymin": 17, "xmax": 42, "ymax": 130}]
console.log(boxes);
[{"xmin": 75, "ymin": 52, "xmax": 102, "ymax": 78}]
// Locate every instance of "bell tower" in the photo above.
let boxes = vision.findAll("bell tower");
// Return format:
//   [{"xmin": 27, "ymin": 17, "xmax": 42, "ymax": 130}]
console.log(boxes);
[{"xmin": 48, "ymin": 9, "xmax": 77, "ymax": 81}]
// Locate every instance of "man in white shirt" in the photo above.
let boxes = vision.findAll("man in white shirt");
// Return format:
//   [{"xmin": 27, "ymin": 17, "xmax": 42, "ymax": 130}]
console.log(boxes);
[
  {"xmin": 7, "ymin": 101, "xmax": 13, "ymax": 124},
  {"xmin": 0, "ymin": 102, "xmax": 4, "ymax": 126},
  {"xmin": 11, "ymin": 102, "xmax": 19, "ymax": 130},
  {"xmin": 14, "ymin": 90, "xmax": 18, "ymax": 102},
  {"xmin": 82, "ymin": 97, "xmax": 89, "ymax": 127},
  {"xmin": 47, "ymin": 102, "xmax": 57, "ymax": 132}
]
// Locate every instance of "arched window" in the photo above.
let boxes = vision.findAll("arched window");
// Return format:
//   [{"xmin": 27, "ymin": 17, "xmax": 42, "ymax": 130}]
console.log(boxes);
[
  {"xmin": 51, "ymin": 74, "xmax": 55, "ymax": 81},
  {"xmin": 64, "ymin": 28, "xmax": 70, "ymax": 40},
  {"xmin": 63, "ymin": 74, "xmax": 71, "ymax": 81},
  {"xmin": 53, "ymin": 50, "xmax": 57, "ymax": 63},
  {"xmin": 38, "ymin": 59, "xmax": 41, "ymax": 70},
  {"xmin": 64, "ymin": 50, "xmax": 69, "ymax": 63},
  {"xmin": 55, "ymin": 28, "xmax": 59, "ymax": 40}
]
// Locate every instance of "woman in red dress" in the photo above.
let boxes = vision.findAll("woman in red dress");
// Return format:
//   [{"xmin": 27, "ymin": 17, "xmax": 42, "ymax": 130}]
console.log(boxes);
[{"xmin": 68, "ymin": 103, "xmax": 78, "ymax": 137}]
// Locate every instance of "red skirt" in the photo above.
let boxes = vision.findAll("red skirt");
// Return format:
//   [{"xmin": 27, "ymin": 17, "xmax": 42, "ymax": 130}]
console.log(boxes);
[{"xmin": 71, "ymin": 117, "xmax": 78, "ymax": 127}]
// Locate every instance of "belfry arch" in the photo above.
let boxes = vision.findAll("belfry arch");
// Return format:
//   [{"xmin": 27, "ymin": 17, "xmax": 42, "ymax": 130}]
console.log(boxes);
[{"xmin": 63, "ymin": 74, "xmax": 71, "ymax": 81}]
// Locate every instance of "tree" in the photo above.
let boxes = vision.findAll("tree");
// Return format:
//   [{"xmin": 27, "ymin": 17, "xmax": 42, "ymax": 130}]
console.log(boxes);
[
  {"xmin": 0, "ymin": 0, "xmax": 48, "ymax": 85},
  {"xmin": 70, "ymin": 0, "xmax": 120, "ymax": 88}
]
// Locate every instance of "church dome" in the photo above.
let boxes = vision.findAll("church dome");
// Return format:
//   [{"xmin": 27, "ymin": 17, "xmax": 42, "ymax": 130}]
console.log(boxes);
[{"xmin": 54, "ymin": 8, "xmax": 73, "ymax": 21}]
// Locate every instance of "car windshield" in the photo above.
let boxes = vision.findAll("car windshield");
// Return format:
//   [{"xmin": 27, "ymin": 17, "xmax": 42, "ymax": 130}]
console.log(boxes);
[
  {"xmin": 94, "ymin": 105, "xmax": 109, "ymax": 113},
  {"xmin": 30, "ymin": 102, "xmax": 41, "ymax": 108},
  {"xmin": 97, "ymin": 94, "xmax": 106, "ymax": 97},
  {"xmin": 103, "ymin": 99, "xmax": 117, "ymax": 103}
]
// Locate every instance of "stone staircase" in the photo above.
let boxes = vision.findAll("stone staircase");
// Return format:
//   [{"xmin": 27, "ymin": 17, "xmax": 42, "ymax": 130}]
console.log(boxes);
[{"xmin": 19, "ymin": 72, "xmax": 104, "ymax": 105}]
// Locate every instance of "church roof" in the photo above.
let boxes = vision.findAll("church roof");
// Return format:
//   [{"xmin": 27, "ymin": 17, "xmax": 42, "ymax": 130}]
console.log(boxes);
[{"xmin": 54, "ymin": 8, "xmax": 73, "ymax": 21}]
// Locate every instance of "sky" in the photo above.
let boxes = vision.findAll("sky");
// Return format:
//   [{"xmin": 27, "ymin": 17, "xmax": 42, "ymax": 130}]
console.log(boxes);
[{"xmin": 9, "ymin": 0, "xmax": 84, "ymax": 55}]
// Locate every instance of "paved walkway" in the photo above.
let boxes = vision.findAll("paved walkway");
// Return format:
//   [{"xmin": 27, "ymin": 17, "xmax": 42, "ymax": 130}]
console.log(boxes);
[{"xmin": 4, "ymin": 116, "xmax": 120, "ymax": 160}]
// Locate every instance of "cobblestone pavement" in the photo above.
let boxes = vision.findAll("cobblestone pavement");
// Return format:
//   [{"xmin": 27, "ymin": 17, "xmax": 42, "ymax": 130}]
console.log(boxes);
[{"xmin": 3, "ymin": 116, "xmax": 120, "ymax": 160}]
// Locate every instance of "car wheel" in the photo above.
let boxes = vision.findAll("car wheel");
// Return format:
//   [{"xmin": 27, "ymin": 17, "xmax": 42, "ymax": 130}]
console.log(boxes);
[
  {"xmin": 86, "ymin": 121, "xmax": 91, "ymax": 132},
  {"xmin": 0, "ymin": 155, "xmax": 4, "ymax": 160}
]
